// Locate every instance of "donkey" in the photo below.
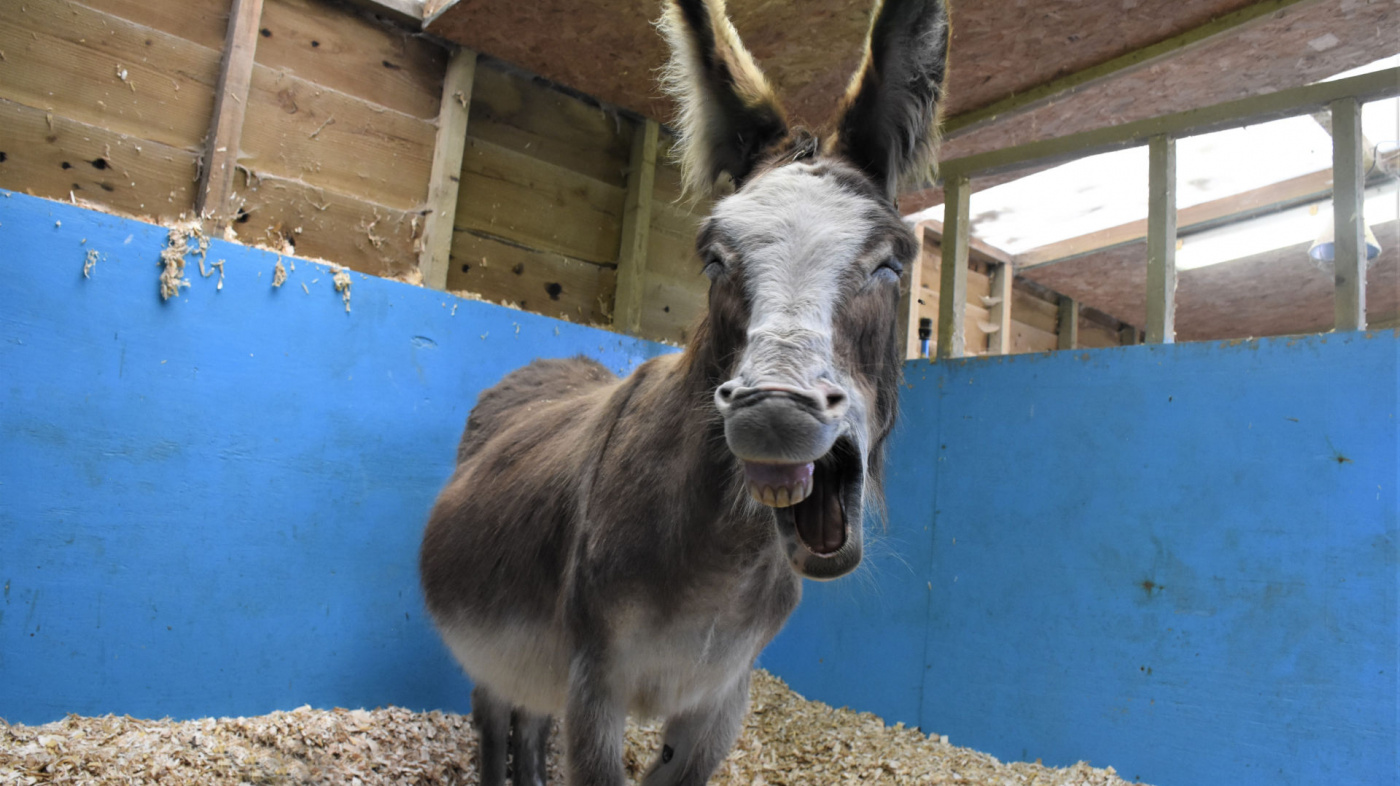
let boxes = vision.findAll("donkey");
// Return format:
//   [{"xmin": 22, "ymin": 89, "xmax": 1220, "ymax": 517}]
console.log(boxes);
[{"xmin": 419, "ymin": 0, "xmax": 949, "ymax": 783}]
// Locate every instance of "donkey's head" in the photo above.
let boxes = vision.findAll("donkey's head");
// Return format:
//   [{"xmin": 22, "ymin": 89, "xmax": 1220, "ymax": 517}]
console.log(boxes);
[{"xmin": 662, "ymin": 0, "xmax": 949, "ymax": 579}]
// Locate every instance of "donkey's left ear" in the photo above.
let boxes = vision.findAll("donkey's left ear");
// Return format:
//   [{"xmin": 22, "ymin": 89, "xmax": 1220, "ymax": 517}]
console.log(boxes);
[{"xmin": 831, "ymin": 0, "xmax": 950, "ymax": 198}]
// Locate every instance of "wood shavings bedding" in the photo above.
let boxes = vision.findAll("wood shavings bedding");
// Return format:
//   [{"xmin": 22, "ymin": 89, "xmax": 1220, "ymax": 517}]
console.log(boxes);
[{"xmin": 0, "ymin": 671, "xmax": 1147, "ymax": 785}]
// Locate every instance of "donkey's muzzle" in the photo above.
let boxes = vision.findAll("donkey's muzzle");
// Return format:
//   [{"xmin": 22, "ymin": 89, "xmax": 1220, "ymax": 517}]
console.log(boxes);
[{"xmin": 715, "ymin": 383, "xmax": 847, "ymax": 464}]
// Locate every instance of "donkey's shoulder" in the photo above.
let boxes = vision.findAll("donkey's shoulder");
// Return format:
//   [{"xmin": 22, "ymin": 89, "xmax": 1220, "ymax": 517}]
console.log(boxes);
[
  {"xmin": 456, "ymin": 356, "xmax": 618, "ymax": 463},
  {"xmin": 483, "ymin": 356, "xmax": 618, "ymax": 409}
]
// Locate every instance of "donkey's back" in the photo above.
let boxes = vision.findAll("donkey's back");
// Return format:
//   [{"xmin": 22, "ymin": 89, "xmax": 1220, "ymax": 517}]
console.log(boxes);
[
  {"xmin": 455, "ymin": 356, "xmax": 617, "ymax": 464},
  {"xmin": 422, "ymin": 354, "xmax": 625, "ymax": 727}
]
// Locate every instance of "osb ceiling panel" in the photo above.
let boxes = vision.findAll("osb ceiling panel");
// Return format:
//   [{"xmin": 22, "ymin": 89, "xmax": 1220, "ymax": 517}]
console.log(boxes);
[
  {"xmin": 1022, "ymin": 221, "xmax": 1400, "ymax": 341},
  {"xmin": 902, "ymin": 0, "xmax": 1395, "ymax": 212},
  {"xmin": 427, "ymin": 0, "xmax": 1273, "ymax": 132}
]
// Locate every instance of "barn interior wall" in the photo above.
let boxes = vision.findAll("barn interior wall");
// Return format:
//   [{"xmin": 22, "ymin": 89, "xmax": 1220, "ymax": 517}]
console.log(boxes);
[
  {"xmin": 0, "ymin": 0, "xmax": 1134, "ymax": 351},
  {"xmin": 0, "ymin": 0, "xmax": 222, "ymax": 218},
  {"xmin": 913, "ymin": 230, "xmax": 1131, "ymax": 357},
  {"xmin": 763, "ymin": 329, "xmax": 1398, "ymax": 786},
  {"xmin": 0, "ymin": 189, "xmax": 673, "ymax": 723},
  {"xmin": 3, "ymin": 194, "xmax": 1394, "ymax": 786},
  {"xmin": 0, "ymin": 0, "xmax": 713, "ymax": 342}
]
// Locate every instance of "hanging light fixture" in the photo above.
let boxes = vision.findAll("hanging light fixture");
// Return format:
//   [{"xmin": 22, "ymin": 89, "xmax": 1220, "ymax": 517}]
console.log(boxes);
[{"xmin": 1308, "ymin": 217, "xmax": 1383, "ymax": 271}]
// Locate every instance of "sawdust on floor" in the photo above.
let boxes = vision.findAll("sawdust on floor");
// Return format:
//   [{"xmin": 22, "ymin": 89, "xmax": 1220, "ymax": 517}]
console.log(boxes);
[{"xmin": 0, "ymin": 671, "xmax": 1147, "ymax": 786}]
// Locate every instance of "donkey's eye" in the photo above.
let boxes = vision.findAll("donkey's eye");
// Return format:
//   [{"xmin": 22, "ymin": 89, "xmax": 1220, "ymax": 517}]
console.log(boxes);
[{"xmin": 872, "ymin": 257, "xmax": 902, "ymax": 284}]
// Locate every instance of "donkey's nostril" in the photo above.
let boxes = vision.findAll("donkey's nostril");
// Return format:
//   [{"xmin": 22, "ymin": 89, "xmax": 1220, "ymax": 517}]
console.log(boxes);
[
  {"xmin": 825, "ymin": 390, "xmax": 847, "ymax": 410},
  {"xmin": 717, "ymin": 380, "xmax": 742, "ymax": 404}
]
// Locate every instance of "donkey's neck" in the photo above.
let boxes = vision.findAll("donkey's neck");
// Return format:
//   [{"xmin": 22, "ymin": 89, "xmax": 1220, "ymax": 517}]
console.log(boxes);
[{"xmin": 594, "ymin": 321, "xmax": 764, "ymax": 546}]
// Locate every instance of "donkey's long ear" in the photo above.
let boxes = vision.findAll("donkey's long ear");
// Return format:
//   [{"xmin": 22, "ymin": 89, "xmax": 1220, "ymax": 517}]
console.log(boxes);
[
  {"xmin": 659, "ymin": 0, "xmax": 788, "ymax": 195},
  {"xmin": 831, "ymin": 0, "xmax": 950, "ymax": 198}
]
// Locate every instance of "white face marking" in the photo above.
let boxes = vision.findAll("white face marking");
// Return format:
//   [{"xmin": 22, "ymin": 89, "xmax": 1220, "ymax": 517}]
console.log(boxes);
[{"xmin": 710, "ymin": 164, "xmax": 877, "ymax": 386}]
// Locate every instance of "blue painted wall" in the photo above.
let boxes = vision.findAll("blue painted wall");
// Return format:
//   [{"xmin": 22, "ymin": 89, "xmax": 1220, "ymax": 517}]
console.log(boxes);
[
  {"xmin": 763, "ymin": 337, "xmax": 1399, "ymax": 785},
  {"xmin": 3, "ymin": 193, "xmax": 1397, "ymax": 786},
  {"xmin": 0, "ymin": 192, "xmax": 673, "ymax": 723}
]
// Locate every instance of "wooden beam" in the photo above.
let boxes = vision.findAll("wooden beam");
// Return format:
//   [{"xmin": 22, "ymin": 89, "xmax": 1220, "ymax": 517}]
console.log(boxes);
[
  {"xmin": 418, "ymin": 47, "xmax": 477, "ymax": 291},
  {"xmin": 899, "ymin": 226, "xmax": 927, "ymax": 360},
  {"xmin": 1310, "ymin": 110, "xmax": 1378, "ymax": 174},
  {"xmin": 196, "ymin": 0, "xmax": 265, "ymax": 228},
  {"xmin": 613, "ymin": 118, "xmax": 659, "ymax": 336},
  {"xmin": 936, "ymin": 174, "xmax": 971, "ymax": 360},
  {"xmin": 1057, "ymin": 296, "xmax": 1080, "ymax": 350},
  {"xmin": 1119, "ymin": 324, "xmax": 1140, "ymax": 346},
  {"xmin": 1017, "ymin": 168, "xmax": 1336, "ymax": 269},
  {"xmin": 342, "ymin": 0, "xmax": 424, "ymax": 27},
  {"xmin": 423, "ymin": 0, "xmax": 457, "ymax": 27},
  {"xmin": 1331, "ymin": 96, "xmax": 1366, "ymax": 331},
  {"xmin": 939, "ymin": 68, "xmax": 1400, "ymax": 182},
  {"xmin": 914, "ymin": 218, "xmax": 1015, "ymax": 266},
  {"xmin": 1146, "ymin": 135, "xmax": 1178, "ymax": 344},
  {"xmin": 943, "ymin": 0, "xmax": 1318, "ymax": 139},
  {"xmin": 988, "ymin": 262, "xmax": 1013, "ymax": 355}
]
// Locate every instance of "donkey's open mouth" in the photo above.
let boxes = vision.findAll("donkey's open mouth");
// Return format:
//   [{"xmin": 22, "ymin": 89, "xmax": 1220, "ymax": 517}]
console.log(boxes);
[{"xmin": 744, "ymin": 437, "xmax": 861, "ymax": 558}]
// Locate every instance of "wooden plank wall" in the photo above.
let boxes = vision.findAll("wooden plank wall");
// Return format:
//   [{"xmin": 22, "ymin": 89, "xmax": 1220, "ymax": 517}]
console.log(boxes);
[
  {"xmin": 0, "ymin": 0, "xmax": 223, "ymax": 218},
  {"xmin": 444, "ymin": 63, "xmax": 632, "ymax": 324},
  {"xmin": 235, "ymin": 0, "xmax": 443, "ymax": 277},
  {"xmin": 0, "ymin": 0, "xmax": 709, "ymax": 337},
  {"xmin": 0, "ymin": 0, "xmax": 1120, "ymax": 350},
  {"xmin": 914, "ymin": 226, "xmax": 1131, "ymax": 357}
]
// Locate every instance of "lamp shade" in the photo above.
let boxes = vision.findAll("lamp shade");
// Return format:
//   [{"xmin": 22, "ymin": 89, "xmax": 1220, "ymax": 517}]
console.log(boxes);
[{"xmin": 1308, "ymin": 221, "xmax": 1383, "ymax": 269}]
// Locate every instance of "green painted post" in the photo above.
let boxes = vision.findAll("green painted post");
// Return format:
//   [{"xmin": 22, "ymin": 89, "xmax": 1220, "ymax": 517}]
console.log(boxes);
[
  {"xmin": 1146, "ymin": 135, "xmax": 1177, "ymax": 344},
  {"xmin": 1331, "ymin": 97, "xmax": 1366, "ymax": 331},
  {"xmin": 937, "ymin": 175, "xmax": 971, "ymax": 359}
]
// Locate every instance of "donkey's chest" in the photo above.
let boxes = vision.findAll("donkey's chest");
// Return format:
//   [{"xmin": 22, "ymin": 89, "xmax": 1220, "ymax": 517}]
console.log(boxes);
[
  {"xmin": 618, "ymin": 613, "xmax": 770, "ymax": 717},
  {"xmin": 614, "ymin": 567, "xmax": 799, "ymax": 717}
]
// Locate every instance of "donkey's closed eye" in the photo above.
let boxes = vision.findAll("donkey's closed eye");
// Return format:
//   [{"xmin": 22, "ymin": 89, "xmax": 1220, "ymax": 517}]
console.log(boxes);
[{"xmin": 873, "ymin": 257, "xmax": 903, "ymax": 283}]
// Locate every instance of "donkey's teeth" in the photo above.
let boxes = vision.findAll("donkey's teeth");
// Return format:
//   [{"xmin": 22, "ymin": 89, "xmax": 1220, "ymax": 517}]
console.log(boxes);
[{"xmin": 746, "ymin": 477, "xmax": 810, "ymax": 508}]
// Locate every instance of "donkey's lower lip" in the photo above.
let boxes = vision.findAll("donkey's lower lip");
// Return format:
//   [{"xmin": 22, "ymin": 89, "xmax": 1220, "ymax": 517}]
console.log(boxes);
[{"xmin": 744, "ymin": 461, "xmax": 814, "ymax": 508}]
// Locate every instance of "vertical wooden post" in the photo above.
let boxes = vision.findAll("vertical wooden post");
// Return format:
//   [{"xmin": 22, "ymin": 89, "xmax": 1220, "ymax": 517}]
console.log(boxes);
[
  {"xmin": 1145, "ymin": 134, "xmax": 1177, "ymax": 344},
  {"xmin": 936, "ymin": 174, "xmax": 971, "ymax": 360},
  {"xmin": 988, "ymin": 261, "xmax": 1013, "ymax": 355},
  {"xmin": 613, "ymin": 118, "xmax": 659, "ymax": 336},
  {"xmin": 1057, "ymin": 296, "xmax": 1080, "ymax": 350},
  {"xmin": 1331, "ymin": 96, "xmax": 1366, "ymax": 331},
  {"xmin": 196, "ymin": 0, "xmax": 265, "ymax": 228},
  {"xmin": 418, "ymin": 47, "xmax": 477, "ymax": 290},
  {"xmin": 1119, "ymin": 324, "xmax": 1139, "ymax": 345},
  {"xmin": 899, "ymin": 226, "xmax": 927, "ymax": 359}
]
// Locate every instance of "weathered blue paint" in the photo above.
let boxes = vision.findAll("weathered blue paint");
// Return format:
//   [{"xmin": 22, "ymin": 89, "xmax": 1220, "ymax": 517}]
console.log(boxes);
[
  {"xmin": 758, "ymin": 375, "xmax": 942, "ymax": 730},
  {"xmin": 3, "ymin": 193, "xmax": 1397, "ymax": 786},
  {"xmin": 0, "ymin": 191, "xmax": 674, "ymax": 723},
  {"xmin": 763, "ymin": 339, "xmax": 1398, "ymax": 785}
]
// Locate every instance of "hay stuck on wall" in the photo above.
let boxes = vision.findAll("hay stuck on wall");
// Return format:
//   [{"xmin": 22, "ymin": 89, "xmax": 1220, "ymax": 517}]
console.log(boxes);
[{"xmin": 0, "ymin": 671, "xmax": 1147, "ymax": 785}]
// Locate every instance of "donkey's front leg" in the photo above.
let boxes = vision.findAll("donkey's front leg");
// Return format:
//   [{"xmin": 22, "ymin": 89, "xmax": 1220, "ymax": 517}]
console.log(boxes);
[
  {"xmin": 641, "ymin": 672, "xmax": 749, "ymax": 786},
  {"xmin": 471, "ymin": 685, "xmax": 513, "ymax": 786},
  {"xmin": 564, "ymin": 652, "xmax": 627, "ymax": 786}
]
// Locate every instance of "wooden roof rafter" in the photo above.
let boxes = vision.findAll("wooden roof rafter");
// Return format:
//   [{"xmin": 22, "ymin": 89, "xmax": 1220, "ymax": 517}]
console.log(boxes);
[{"xmin": 940, "ymin": 0, "xmax": 1324, "ymax": 141}]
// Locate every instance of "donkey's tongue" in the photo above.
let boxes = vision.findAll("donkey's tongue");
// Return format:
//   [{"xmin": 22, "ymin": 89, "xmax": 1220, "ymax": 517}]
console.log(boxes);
[
  {"xmin": 793, "ymin": 480, "xmax": 846, "ymax": 555},
  {"xmin": 744, "ymin": 461, "xmax": 814, "ymax": 508}
]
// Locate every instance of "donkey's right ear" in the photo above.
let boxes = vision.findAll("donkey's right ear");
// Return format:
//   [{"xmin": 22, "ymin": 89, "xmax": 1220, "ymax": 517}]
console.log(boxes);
[{"xmin": 658, "ymin": 0, "xmax": 788, "ymax": 196}]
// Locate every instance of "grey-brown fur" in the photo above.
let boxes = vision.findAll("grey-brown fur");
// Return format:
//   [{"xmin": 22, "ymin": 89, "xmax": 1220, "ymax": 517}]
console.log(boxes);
[{"xmin": 420, "ymin": 1, "xmax": 949, "ymax": 783}]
